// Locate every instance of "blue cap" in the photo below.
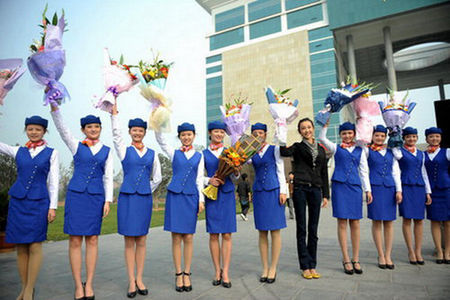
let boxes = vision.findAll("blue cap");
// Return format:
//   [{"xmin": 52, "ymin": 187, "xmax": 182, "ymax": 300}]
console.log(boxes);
[
  {"xmin": 208, "ymin": 121, "xmax": 226, "ymax": 131},
  {"xmin": 251, "ymin": 122, "xmax": 267, "ymax": 132},
  {"xmin": 373, "ymin": 124, "xmax": 387, "ymax": 134},
  {"xmin": 339, "ymin": 122, "xmax": 355, "ymax": 133},
  {"xmin": 128, "ymin": 118, "xmax": 147, "ymax": 129},
  {"xmin": 425, "ymin": 127, "xmax": 442, "ymax": 136},
  {"xmin": 25, "ymin": 115, "xmax": 48, "ymax": 129},
  {"xmin": 402, "ymin": 126, "xmax": 418, "ymax": 137},
  {"xmin": 80, "ymin": 115, "xmax": 101, "ymax": 127},
  {"xmin": 177, "ymin": 122, "xmax": 195, "ymax": 133}
]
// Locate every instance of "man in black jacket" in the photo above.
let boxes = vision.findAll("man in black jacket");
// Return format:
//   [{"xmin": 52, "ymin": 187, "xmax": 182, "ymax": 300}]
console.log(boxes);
[{"xmin": 236, "ymin": 173, "xmax": 252, "ymax": 221}]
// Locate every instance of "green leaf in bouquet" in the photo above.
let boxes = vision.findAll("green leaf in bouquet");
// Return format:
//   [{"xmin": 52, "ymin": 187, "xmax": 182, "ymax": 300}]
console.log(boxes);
[
  {"xmin": 42, "ymin": 3, "xmax": 48, "ymax": 20},
  {"xmin": 45, "ymin": 17, "xmax": 51, "ymax": 26},
  {"xmin": 52, "ymin": 12, "xmax": 58, "ymax": 25},
  {"xmin": 30, "ymin": 45, "xmax": 38, "ymax": 52},
  {"xmin": 119, "ymin": 54, "xmax": 124, "ymax": 66},
  {"xmin": 280, "ymin": 88, "xmax": 291, "ymax": 95},
  {"xmin": 38, "ymin": 25, "xmax": 45, "ymax": 29}
]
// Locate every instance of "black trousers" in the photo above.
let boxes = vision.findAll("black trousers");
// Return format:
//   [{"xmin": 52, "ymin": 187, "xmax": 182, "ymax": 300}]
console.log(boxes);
[
  {"xmin": 293, "ymin": 185, "xmax": 322, "ymax": 270},
  {"xmin": 240, "ymin": 199, "xmax": 249, "ymax": 216}
]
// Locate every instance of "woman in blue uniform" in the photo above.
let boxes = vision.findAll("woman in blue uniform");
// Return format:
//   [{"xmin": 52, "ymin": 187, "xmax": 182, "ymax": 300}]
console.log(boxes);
[
  {"xmin": 50, "ymin": 105, "xmax": 113, "ymax": 300},
  {"xmin": 250, "ymin": 123, "xmax": 287, "ymax": 284},
  {"xmin": 203, "ymin": 121, "xmax": 237, "ymax": 288},
  {"xmin": 155, "ymin": 123, "xmax": 204, "ymax": 292},
  {"xmin": 110, "ymin": 104, "xmax": 162, "ymax": 297},
  {"xmin": 319, "ymin": 121, "xmax": 371, "ymax": 275},
  {"xmin": 1, "ymin": 116, "xmax": 59, "ymax": 300},
  {"xmin": 392, "ymin": 127, "xmax": 432, "ymax": 265},
  {"xmin": 424, "ymin": 127, "xmax": 450, "ymax": 264},
  {"xmin": 365, "ymin": 125, "xmax": 402, "ymax": 269}
]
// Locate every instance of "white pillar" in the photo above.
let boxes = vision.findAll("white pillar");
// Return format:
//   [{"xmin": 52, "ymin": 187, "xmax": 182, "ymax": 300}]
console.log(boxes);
[
  {"xmin": 342, "ymin": 34, "xmax": 356, "ymax": 123},
  {"xmin": 383, "ymin": 26, "xmax": 397, "ymax": 91}
]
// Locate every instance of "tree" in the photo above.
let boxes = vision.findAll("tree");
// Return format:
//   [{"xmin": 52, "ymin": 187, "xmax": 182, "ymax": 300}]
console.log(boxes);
[
  {"xmin": 58, "ymin": 162, "xmax": 73, "ymax": 204},
  {"xmin": 0, "ymin": 153, "xmax": 16, "ymax": 231},
  {"xmin": 153, "ymin": 153, "xmax": 172, "ymax": 207}
]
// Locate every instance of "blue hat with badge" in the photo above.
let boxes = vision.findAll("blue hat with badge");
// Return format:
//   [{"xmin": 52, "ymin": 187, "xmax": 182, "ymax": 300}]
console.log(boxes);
[
  {"xmin": 177, "ymin": 122, "xmax": 195, "ymax": 133},
  {"xmin": 128, "ymin": 118, "xmax": 147, "ymax": 129},
  {"xmin": 208, "ymin": 120, "xmax": 226, "ymax": 131},
  {"xmin": 373, "ymin": 124, "xmax": 387, "ymax": 134},
  {"xmin": 80, "ymin": 115, "xmax": 101, "ymax": 127},
  {"xmin": 25, "ymin": 115, "xmax": 48, "ymax": 129},
  {"xmin": 251, "ymin": 122, "xmax": 267, "ymax": 132},
  {"xmin": 339, "ymin": 122, "xmax": 355, "ymax": 133},
  {"xmin": 402, "ymin": 126, "xmax": 417, "ymax": 137},
  {"xmin": 425, "ymin": 127, "xmax": 442, "ymax": 136}
]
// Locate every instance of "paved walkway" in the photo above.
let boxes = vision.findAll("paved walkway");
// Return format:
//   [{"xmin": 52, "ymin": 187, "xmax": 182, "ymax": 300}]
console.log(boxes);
[{"xmin": 1, "ymin": 208, "xmax": 449, "ymax": 300}]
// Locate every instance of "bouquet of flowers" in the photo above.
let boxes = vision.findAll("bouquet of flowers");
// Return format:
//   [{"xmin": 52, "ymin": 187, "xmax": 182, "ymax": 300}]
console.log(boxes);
[
  {"xmin": 95, "ymin": 48, "xmax": 138, "ymax": 113},
  {"xmin": 315, "ymin": 79, "xmax": 370, "ymax": 126},
  {"xmin": 202, "ymin": 133, "xmax": 264, "ymax": 200},
  {"xmin": 27, "ymin": 5, "xmax": 69, "ymax": 106},
  {"xmin": 265, "ymin": 86, "xmax": 299, "ymax": 143},
  {"xmin": 349, "ymin": 81, "xmax": 379, "ymax": 144},
  {"xmin": 0, "ymin": 59, "xmax": 26, "ymax": 105},
  {"xmin": 378, "ymin": 90, "xmax": 416, "ymax": 148},
  {"xmin": 220, "ymin": 93, "xmax": 252, "ymax": 144},
  {"xmin": 135, "ymin": 52, "xmax": 173, "ymax": 132}
]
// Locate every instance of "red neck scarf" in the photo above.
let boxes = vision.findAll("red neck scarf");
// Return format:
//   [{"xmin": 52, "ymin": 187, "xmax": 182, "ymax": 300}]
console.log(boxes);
[
  {"xmin": 403, "ymin": 144, "xmax": 416, "ymax": 153},
  {"xmin": 427, "ymin": 145, "xmax": 440, "ymax": 154},
  {"xmin": 210, "ymin": 143, "xmax": 223, "ymax": 151},
  {"xmin": 25, "ymin": 139, "xmax": 46, "ymax": 149},
  {"xmin": 132, "ymin": 141, "xmax": 145, "ymax": 151},
  {"xmin": 369, "ymin": 143, "xmax": 386, "ymax": 152},
  {"xmin": 180, "ymin": 145, "xmax": 193, "ymax": 152},
  {"xmin": 81, "ymin": 138, "xmax": 99, "ymax": 147},
  {"xmin": 340, "ymin": 141, "xmax": 355, "ymax": 149}
]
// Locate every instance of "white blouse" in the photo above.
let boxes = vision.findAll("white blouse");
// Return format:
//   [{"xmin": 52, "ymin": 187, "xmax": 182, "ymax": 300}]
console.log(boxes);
[
  {"xmin": 392, "ymin": 147, "xmax": 432, "ymax": 194},
  {"xmin": 0, "ymin": 142, "xmax": 59, "ymax": 209},
  {"xmin": 319, "ymin": 126, "xmax": 371, "ymax": 192},
  {"xmin": 51, "ymin": 110, "xmax": 114, "ymax": 202},
  {"xmin": 155, "ymin": 131, "xmax": 204, "ymax": 203},
  {"xmin": 362, "ymin": 147, "xmax": 402, "ymax": 192},
  {"xmin": 111, "ymin": 115, "xmax": 162, "ymax": 192}
]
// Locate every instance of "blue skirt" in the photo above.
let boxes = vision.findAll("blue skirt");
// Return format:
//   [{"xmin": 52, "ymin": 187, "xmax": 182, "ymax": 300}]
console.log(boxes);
[
  {"xmin": 368, "ymin": 185, "xmax": 396, "ymax": 221},
  {"xmin": 205, "ymin": 189, "xmax": 236, "ymax": 234},
  {"xmin": 6, "ymin": 196, "xmax": 50, "ymax": 244},
  {"xmin": 118, "ymin": 192, "xmax": 153, "ymax": 236},
  {"xmin": 64, "ymin": 190, "xmax": 104, "ymax": 236},
  {"xmin": 331, "ymin": 181, "xmax": 363, "ymax": 220},
  {"xmin": 427, "ymin": 187, "xmax": 450, "ymax": 221},
  {"xmin": 399, "ymin": 184, "xmax": 426, "ymax": 220},
  {"xmin": 253, "ymin": 188, "xmax": 286, "ymax": 231},
  {"xmin": 164, "ymin": 191, "xmax": 199, "ymax": 234}
]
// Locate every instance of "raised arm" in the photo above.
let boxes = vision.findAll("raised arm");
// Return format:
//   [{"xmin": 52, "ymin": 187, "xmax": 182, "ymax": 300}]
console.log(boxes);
[
  {"xmin": 392, "ymin": 158, "xmax": 402, "ymax": 192},
  {"xmin": 318, "ymin": 125, "xmax": 337, "ymax": 154},
  {"xmin": 103, "ymin": 150, "xmax": 114, "ymax": 202},
  {"xmin": 154, "ymin": 131, "xmax": 174, "ymax": 160},
  {"xmin": 0, "ymin": 142, "xmax": 18, "ymax": 158},
  {"xmin": 110, "ymin": 114, "xmax": 127, "ymax": 161},
  {"xmin": 150, "ymin": 154, "xmax": 162, "ymax": 192},
  {"xmin": 47, "ymin": 149, "xmax": 59, "ymax": 209},
  {"xmin": 50, "ymin": 107, "xmax": 79, "ymax": 155},
  {"xmin": 275, "ymin": 146, "xmax": 287, "ymax": 194}
]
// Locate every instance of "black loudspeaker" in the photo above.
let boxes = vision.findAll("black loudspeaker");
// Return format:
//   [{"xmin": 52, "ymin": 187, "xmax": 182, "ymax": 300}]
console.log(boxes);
[{"xmin": 434, "ymin": 100, "xmax": 450, "ymax": 148}]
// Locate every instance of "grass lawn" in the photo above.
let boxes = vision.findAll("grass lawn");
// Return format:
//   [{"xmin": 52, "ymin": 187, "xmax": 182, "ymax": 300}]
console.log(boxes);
[{"xmin": 47, "ymin": 201, "xmax": 252, "ymax": 241}]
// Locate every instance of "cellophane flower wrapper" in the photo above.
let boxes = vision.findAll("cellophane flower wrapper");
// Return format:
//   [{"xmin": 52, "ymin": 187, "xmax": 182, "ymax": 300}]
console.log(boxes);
[
  {"xmin": 265, "ymin": 86, "xmax": 299, "ymax": 144},
  {"xmin": 378, "ymin": 91, "xmax": 416, "ymax": 148},
  {"xmin": 27, "ymin": 15, "xmax": 70, "ymax": 106},
  {"xmin": 137, "ymin": 73, "xmax": 172, "ymax": 133},
  {"xmin": 315, "ymin": 84, "xmax": 369, "ymax": 126},
  {"xmin": 351, "ymin": 93, "xmax": 380, "ymax": 145},
  {"xmin": 95, "ymin": 48, "xmax": 138, "ymax": 113},
  {"xmin": 0, "ymin": 59, "xmax": 26, "ymax": 105},
  {"xmin": 220, "ymin": 103, "xmax": 251, "ymax": 145},
  {"xmin": 203, "ymin": 133, "xmax": 264, "ymax": 200}
]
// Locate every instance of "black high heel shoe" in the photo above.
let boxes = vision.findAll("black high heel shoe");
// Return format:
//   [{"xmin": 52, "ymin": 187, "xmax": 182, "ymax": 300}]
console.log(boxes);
[
  {"xmin": 212, "ymin": 269, "xmax": 222, "ymax": 286},
  {"xmin": 266, "ymin": 273, "xmax": 277, "ymax": 284},
  {"xmin": 74, "ymin": 283, "xmax": 85, "ymax": 300},
  {"xmin": 126, "ymin": 282, "xmax": 137, "ymax": 299},
  {"xmin": 175, "ymin": 272, "xmax": 184, "ymax": 292},
  {"xmin": 135, "ymin": 280, "xmax": 148, "ymax": 296},
  {"xmin": 183, "ymin": 271, "xmax": 192, "ymax": 292},
  {"xmin": 343, "ymin": 262, "xmax": 354, "ymax": 275},
  {"xmin": 352, "ymin": 261, "xmax": 363, "ymax": 274}
]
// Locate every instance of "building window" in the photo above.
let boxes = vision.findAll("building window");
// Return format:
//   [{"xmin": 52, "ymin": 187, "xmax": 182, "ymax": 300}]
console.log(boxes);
[
  {"xmin": 215, "ymin": 6, "xmax": 245, "ymax": 32},
  {"xmin": 210, "ymin": 28, "xmax": 244, "ymax": 50},
  {"xmin": 248, "ymin": 0, "xmax": 281, "ymax": 22},
  {"xmin": 206, "ymin": 65, "xmax": 222, "ymax": 74},
  {"xmin": 285, "ymin": 0, "xmax": 319, "ymax": 11},
  {"xmin": 206, "ymin": 54, "xmax": 222, "ymax": 64},
  {"xmin": 287, "ymin": 4, "xmax": 323, "ymax": 29},
  {"xmin": 249, "ymin": 16, "xmax": 281, "ymax": 39}
]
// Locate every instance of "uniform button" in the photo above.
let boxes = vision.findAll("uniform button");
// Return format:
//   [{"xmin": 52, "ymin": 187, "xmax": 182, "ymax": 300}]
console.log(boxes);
[
  {"xmin": 26, "ymin": 187, "xmax": 29, "ymax": 189},
  {"xmin": 86, "ymin": 181, "xmax": 89, "ymax": 183},
  {"xmin": 34, "ymin": 165, "xmax": 37, "ymax": 168},
  {"xmin": 32, "ymin": 170, "xmax": 36, "ymax": 173}
]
